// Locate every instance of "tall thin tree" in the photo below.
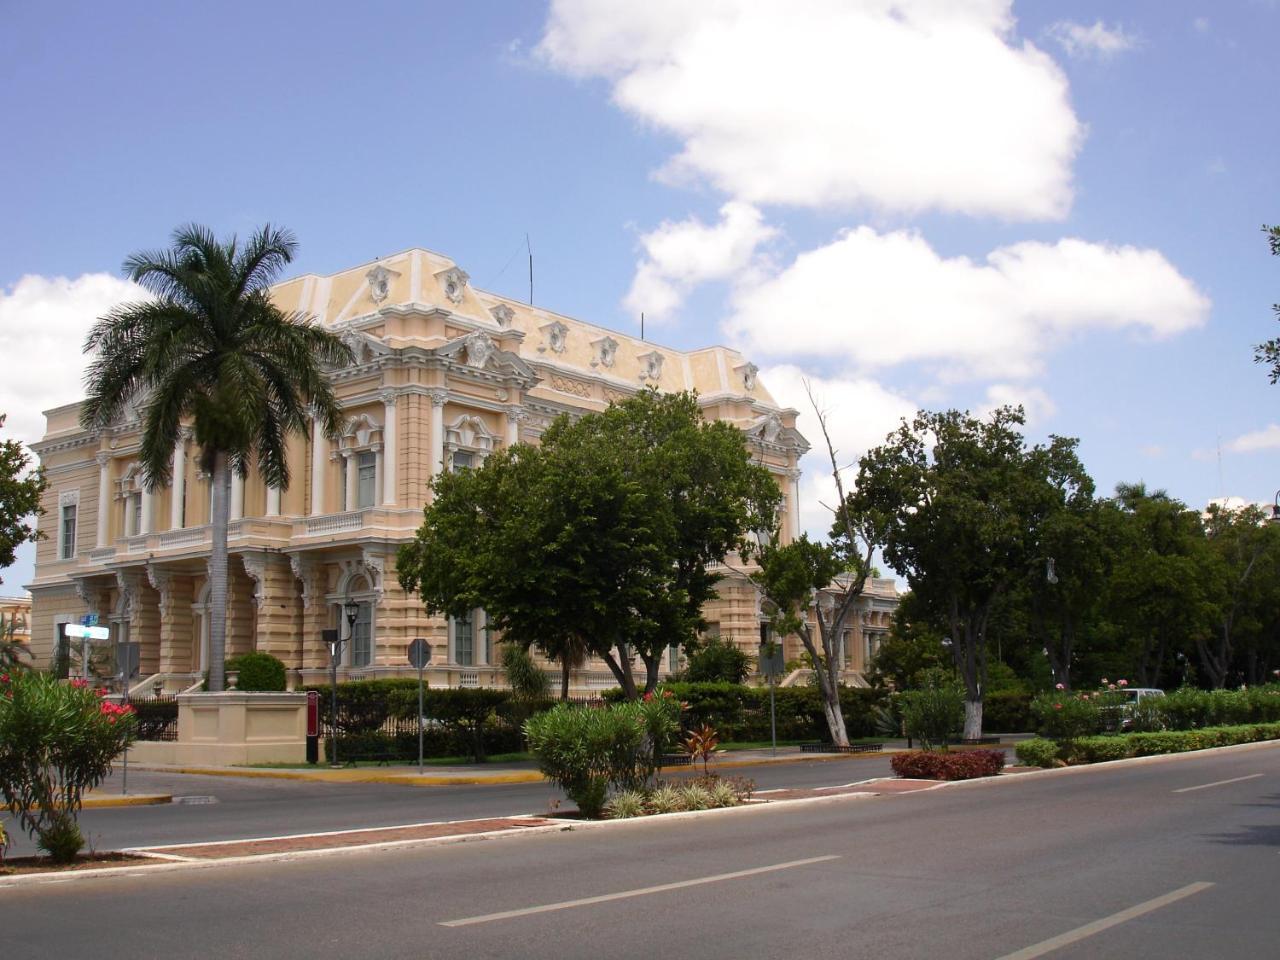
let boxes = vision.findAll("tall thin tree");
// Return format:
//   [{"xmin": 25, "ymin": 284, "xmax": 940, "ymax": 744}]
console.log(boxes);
[{"xmin": 81, "ymin": 225, "xmax": 352, "ymax": 691}]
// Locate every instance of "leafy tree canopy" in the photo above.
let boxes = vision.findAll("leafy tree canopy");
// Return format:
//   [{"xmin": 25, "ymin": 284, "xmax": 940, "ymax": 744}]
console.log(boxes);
[{"xmin": 0, "ymin": 413, "xmax": 47, "ymax": 585}]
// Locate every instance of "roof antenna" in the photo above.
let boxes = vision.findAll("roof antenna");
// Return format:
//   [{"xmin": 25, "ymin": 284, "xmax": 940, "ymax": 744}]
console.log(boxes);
[
  {"xmin": 526, "ymin": 234, "xmax": 533, "ymax": 306},
  {"xmin": 641, "ymin": 312, "xmax": 645, "ymax": 342}
]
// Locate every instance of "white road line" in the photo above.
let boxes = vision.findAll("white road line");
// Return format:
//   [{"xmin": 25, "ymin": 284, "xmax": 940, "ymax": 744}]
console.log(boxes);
[
  {"xmin": 994, "ymin": 882, "xmax": 1214, "ymax": 960},
  {"xmin": 438, "ymin": 855, "xmax": 841, "ymax": 927},
  {"xmin": 1173, "ymin": 773, "xmax": 1263, "ymax": 794}
]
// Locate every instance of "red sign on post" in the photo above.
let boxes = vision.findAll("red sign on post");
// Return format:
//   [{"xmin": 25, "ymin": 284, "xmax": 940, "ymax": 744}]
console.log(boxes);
[{"xmin": 306, "ymin": 690, "xmax": 319, "ymax": 737}]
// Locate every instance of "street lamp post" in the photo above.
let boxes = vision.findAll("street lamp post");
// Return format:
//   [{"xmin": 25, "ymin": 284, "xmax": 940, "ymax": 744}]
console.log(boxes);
[
  {"xmin": 328, "ymin": 598, "xmax": 360, "ymax": 768},
  {"xmin": 1272, "ymin": 490, "xmax": 1280, "ymax": 523}
]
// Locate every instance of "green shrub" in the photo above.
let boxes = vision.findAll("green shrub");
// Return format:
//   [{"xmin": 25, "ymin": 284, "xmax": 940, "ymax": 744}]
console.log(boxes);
[
  {"xmin": 647, "ymin": 783, "xmax": 685, "ymax": 814},
  {"xmin": 604, "ymin": 790, "xmax": 647, "ymax": 819},
  {"xmin": 224, "ymin": 651, "xmax": 287, "ymax": 691},
  {"xmin": 304, "ymin": 679, "xmax": 425, "ymax": 734},
  {"xmin": 708, "ymin": 779, "xmax": 740, "ymax": 808},
  {"xmin": 682, "ymin": 637, "xmax": 752, "ymax": 684},
  {"xmin": 1030, "ymin": 691, "xmax": 1101, "ymax": 740},
  {"xmin": 523, "ymin": 702, "xmax": 659, "ymax": 818},
  {"xmin": 898, "ymin": 669, "xmax": 964, "ymax": 749},
  {"xmin": 983, "ymin": 690, "xmax": 1032, "ymax": 733},
  {"xmin": 0, "ymin": 674, "xmax": 135, "ymax": 862},
  {"xmin": 680, "ymin": 783, "xmax": 714, "ymax": 810},
  {"xmin": 501, "ymin": 644, "xmax": 551, "ymax": 701},
  {"xmin": 1068, "ymin": 736, "xmax": 1131, "ymax": 764},
  {"xmin": 1014, "ymin": 738, "xmax": 1062, "ymax": 768}
]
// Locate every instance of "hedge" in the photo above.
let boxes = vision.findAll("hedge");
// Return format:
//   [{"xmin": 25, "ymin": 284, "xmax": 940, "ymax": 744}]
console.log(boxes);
[
  {"xmin": 1015, "ymin": 722, "xmax": 1280, "ymax": 768},
  {"xmin": 890, "ymin": 749, "xmax": 1005, "ymax": 780},
  {"xmin": 603, "ymin": 682, "xmax": 886, "ymax": 742},
  {"xmin": 1028, "ymin": 685, "xmax": 1280, "ymax": 739},
  {"xmin": 982, "ymin": 690, "xmax": 1032, "ymax": 733},
  {"xmin": 225, "ymin": 652, "xmax": 287, "ymax": 691}
]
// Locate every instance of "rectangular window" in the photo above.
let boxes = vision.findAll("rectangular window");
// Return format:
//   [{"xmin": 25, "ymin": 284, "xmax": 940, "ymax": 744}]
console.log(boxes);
[
  {"xmin": 842, "ymin": 629, "xmax": 854, "ymax": 665},
  {"xmin": 59, "ymin": 504, "xmax": 77, "ymax": 559},
  {"xmin": 668, "ymin": 642, "xmax": 681, "ymax": 672},
  {"xmin": 454, "ymin": 613, "xmax": 473, "ymax": 666},
  {"xmin": 357, "ymin": 452, "xmax": 377, "ymax": 508},
  {"xmin": 482, "ymin": 615, "xmax": 493, "ymax": 666},
  {"xmin": 132, "ymin": 495, "xmax": 141, "ymax": 536},
  {"xmin": 452, "ymin": 451, "xmax": 473, "ymax": 473},
  {"xmin": 351, "ymin": 602, "xmax": 372, "ymax": 667}
]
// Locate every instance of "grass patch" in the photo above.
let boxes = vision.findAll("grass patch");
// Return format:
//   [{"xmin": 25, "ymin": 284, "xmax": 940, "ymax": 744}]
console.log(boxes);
[
  {"xmin": 240, "ymin": 752, "xmax": 532, "ymax": 770},
  {"xmin": 716, "ymin": 737, "xmax": 884, "ymax": 752}
]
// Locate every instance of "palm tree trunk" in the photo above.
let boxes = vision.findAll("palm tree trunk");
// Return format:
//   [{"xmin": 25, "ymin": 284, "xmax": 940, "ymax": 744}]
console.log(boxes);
[
  {"xmin": 560, "ymin": 659, "xmax": 570, "ymax": 700},
  {"xmin": 207, "ymin": 452, "xmax": 231, "ymax": 692}
]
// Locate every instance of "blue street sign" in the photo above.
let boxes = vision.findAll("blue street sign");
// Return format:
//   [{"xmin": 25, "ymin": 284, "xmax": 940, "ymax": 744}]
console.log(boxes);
[{"xmin": 81, "ymin": 613, "xmax": 98, "ymax": 627}]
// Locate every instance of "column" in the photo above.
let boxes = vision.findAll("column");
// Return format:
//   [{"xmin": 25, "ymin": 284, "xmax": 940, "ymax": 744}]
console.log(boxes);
[
  {"xmin": 266, "ymin": 485, "xmax": 281, "ymax": 517},
  {"xmin": 380, "ymin": 389, "xmax": 397, "ymax": 505},
  {"xmin": 429, "ymin": 390, "xmax": 447, "ymax": 481},
  {"xmin": 506, "ymin": 407, "xmax": 522, "ymax": 447},
  {"xmin": 788, "ymin": 469, "xmax": 802, "ymax": 542},
  {"xmin": 372, "ymin": 442, "xmax": 383, "ymax": 505},
  {"xmin": 310, "ymin": 417, "xmax": 328, "ymax": 516},
  {"xmin": 344, "ymin": 451, "xmax": 357, "ymax": 512},
  {"xmin": 170, "ymin": 432, "xmax": 187, "ymax": 529},
  {"xmin": 230, "ymin": 471, "xmax": 244, "ymax": 522},
  {"xmin": 140, "ymin": 487, "xmax": 155, "ymax": 535},
  {"xmin": 95, "ymin": 453, "xmax": 111, "ymax": 547}
]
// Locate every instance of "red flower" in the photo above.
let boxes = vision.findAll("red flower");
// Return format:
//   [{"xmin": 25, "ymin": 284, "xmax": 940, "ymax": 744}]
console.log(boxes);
[{"xmin": 70, "ymin": 678, "xmax": 91, "ymax": 689}]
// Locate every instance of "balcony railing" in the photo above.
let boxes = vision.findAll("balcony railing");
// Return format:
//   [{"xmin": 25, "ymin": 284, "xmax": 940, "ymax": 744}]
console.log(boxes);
[
  {"xmin": 158, "ymin": 525, "xmax": 208, "ymax": 548},
  {"xmin": 304, "ymin": 511, "xmax": 367, "ymax": 535}
]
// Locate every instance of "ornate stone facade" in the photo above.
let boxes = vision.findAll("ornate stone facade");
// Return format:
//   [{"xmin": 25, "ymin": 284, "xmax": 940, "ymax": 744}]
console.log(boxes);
[{"xmin": 26, "ymin": 246, "xmax": 891, "ymax": 692}]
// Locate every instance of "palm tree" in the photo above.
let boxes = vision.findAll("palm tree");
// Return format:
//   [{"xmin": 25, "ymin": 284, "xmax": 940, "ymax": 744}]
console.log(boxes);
[{"xmin": 81, "ymin": 224, "xmax": 353, "ymax": 692}]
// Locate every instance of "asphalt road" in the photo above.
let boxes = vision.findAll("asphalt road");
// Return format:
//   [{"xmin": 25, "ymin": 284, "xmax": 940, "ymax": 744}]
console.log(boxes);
[
  {"xmin": 5, "ymin": 753, "xmax": 906, "ymax": 857},
  {"xmin": 4, "ymin": 743, "xmax": 1277, "ymax": 959}
]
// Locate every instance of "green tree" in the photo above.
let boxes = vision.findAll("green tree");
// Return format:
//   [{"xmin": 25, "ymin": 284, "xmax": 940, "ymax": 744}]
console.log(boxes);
[
  {"xmin": 855, "ymin": 406, "xmax": 1092, "ymax": 739},
  {"xmin": 1253, "ymin": 224, "xmax": 1280, "ymax": 383},
  {"xmin": 1200, "ymin": 503, "xmax": 1280, "ymax": 688},
  {"xmin": 399, "ymin": 390, "xmax": 780, "ymax": 698},
  {"xmin": 0, "ymin": 413, "xmax": 48, "ymax": 587},
  {"xmin": 681, "ymin": 635, "xmax": 752, "ymax": 684},
  {"xmin": 1105, "ymin": 483, "xmax": 1216, "ymax": 688},
  {"xmin": 80, "ymin": 225, "xmax": 351, "ymax": 692}
]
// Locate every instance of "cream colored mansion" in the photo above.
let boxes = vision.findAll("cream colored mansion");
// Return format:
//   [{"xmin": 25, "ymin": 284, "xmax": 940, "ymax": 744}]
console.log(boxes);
[{"xmin": 27, "ymin": 248, "xmax": 896, "ymax": 693}]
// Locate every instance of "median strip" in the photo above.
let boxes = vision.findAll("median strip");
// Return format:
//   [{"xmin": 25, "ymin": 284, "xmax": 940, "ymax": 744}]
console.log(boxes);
[
  {"xmin": 438, "ymin": 855, "xmax": 841, "ymax": 927},
  {"xmin": 993, "ymin": 881, "xmax": 1214, "ymax": 960}
]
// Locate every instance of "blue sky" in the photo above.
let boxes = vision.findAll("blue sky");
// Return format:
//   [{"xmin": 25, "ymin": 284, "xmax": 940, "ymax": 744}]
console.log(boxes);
[{"xmin": 2, "ymin": 1, "xmax": 1278, "ymax": 591}]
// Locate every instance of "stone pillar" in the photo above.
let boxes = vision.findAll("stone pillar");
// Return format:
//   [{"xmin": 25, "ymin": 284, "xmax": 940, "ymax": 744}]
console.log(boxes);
[
  {"xmin": 372, "ymin": 442, "xmax": 383, "ymax": 507},
  {"xmin": 117, "ymin": 569, "xmax": 161, "ymax": 679},
  {"xmin": 506, "ymin": 407, "xmax": 522, "ymax": 447},
  {"xmin": 243, "ymin": 553, "xmax": 299, "ymax": 665},
  {"xmin": 230, "ymin": 471, "xmax": 244, "ymax": 522},
  {"xmin": 266, "ymin": 485, "xmax": 281, "ymax": 517},
  {"xmin": 140, "ymin": 487, "xmax": 155, "ymax": 535},
  {"xmin": 788, "ymin": 468, "xmax": 802, "ymax": 542},
  {"xmin": 170, "ymin": 432, "xmax": 187, "ymax": 529},
  {"xmin": 291, "ymin": 555, "xmax": 330, "ymax": 671},
  {"xmin": 429, "ymin": 390, "xmax": 447, "ymax": 482},
  {"xmin": 96, "ymin": 453, "xmax": 111, "ymax": 547},
  {"xmin": 225, "ymin": 560, "xmax": 256, "ymax": 659},
  {"xmin": 343, "ymin": 451, "xmax": 357, "ymax": 512},
  {"xmin": 150, "ymin": 565, "xmax": 195, "ymax": 675},
  {"xmin": 380, "ymin": 389, "xmax": 398, "ymax": 505},
  {"xmin": 310, "ymin": 418, "xmax": 328, "ymax": 516}
]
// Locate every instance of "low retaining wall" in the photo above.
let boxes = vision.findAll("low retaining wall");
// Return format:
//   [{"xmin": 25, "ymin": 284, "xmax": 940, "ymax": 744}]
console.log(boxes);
[{"xmin": 133, "ymin": 692, "xmax": 311, "ymax": 765}]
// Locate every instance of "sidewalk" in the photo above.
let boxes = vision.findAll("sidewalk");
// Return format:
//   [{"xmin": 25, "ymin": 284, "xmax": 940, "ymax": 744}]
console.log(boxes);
[{"xmin": 125, "ymin": 739, "xmax": 1015, "ymax": 786}]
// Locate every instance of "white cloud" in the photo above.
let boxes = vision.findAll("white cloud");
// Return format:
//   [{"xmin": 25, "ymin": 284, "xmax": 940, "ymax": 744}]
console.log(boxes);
[
  {"xmin": 1226, "ymin": 424, "xmax": 1280, "ymax": 453},
  {"xmin": 539, "ymin": 0, "xmax": 1083, "ymax": 220},
  {"xmin": 1047, "ymin": 20, "xmax": 1136, "ymax": 59},
  {"xmin": 761, "ymin": 364, "xmax": 917, "ymax": 536},
  {"xmin": 624, "ymin": 201, "xmax": 776, "ymax": 321},
  {"xmin": 1193, "ymin": 17, "xmax": 1210, "ymax": 34},
  {"xmin": 0, "ymin": 273, "xmax": 146, "ymax": 446},
  {"xmin": 725, "ymin": 227, "xmax": 1210, "ymax": 381},
  {"xmin": 981, "ymin": 383, "xmax": 1057, "ymax": 423}
]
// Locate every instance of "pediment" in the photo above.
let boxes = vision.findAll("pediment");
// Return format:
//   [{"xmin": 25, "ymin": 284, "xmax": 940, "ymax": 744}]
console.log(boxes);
[{"xmin": 436, "ymin": 333, "xmax": 538, "ymax": 380}]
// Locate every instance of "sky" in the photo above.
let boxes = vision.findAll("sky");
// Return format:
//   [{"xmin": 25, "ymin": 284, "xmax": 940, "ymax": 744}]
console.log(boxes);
[{"xmin": 2, "ymin": 0, "xmax": 1278, "ymax": 592}]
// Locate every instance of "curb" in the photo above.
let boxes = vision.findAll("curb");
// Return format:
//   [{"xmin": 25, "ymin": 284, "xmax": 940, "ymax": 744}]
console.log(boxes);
[{"xmin": 82, "ymin": 793, "xmax": 172, "ymax": 809}]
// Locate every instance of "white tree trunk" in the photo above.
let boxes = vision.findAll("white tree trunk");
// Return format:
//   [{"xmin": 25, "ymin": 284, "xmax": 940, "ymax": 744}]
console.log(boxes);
[
  {"xmin": 963, "ymin": 698, "xmax": 983, "ymax": 740},
  {"xmin": 207, "ymin": 453, "xmax": 230, "ymax": 693}
]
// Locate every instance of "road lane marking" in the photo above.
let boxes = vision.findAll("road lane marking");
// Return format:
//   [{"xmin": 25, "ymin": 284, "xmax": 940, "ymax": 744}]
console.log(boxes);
[
  {"xmin": 994, "ymin": 882, "xmax": 1214, "ymax": 960},
  {"xmin": 438, "ymin": 855, "xmax": 841, "ymax": 927},
  {"xmin": 1173, "ymin": 773, "xmax": 1263, "ymax": 794}
]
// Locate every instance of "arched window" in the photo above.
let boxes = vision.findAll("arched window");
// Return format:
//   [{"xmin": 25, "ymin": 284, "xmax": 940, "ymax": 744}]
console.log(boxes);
[{"xmin": 333, "ymin": 571, "xmax": 378, "ymax": 668}]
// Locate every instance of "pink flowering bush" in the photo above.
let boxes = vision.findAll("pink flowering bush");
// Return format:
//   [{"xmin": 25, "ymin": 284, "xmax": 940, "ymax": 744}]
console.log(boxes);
[
  {"xmin": 1030, "ymin": 690, "xmax": 1102, "ymax": 740},
  {"xmin": 0, "ymin": 672, "xmax": 135, "ymax": 862}
]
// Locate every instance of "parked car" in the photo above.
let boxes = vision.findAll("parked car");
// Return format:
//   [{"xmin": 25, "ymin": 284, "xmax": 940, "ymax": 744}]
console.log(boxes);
[{"xmin": 1102, "ymin": 688, "xmax": 1165, "ymax": 732}]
